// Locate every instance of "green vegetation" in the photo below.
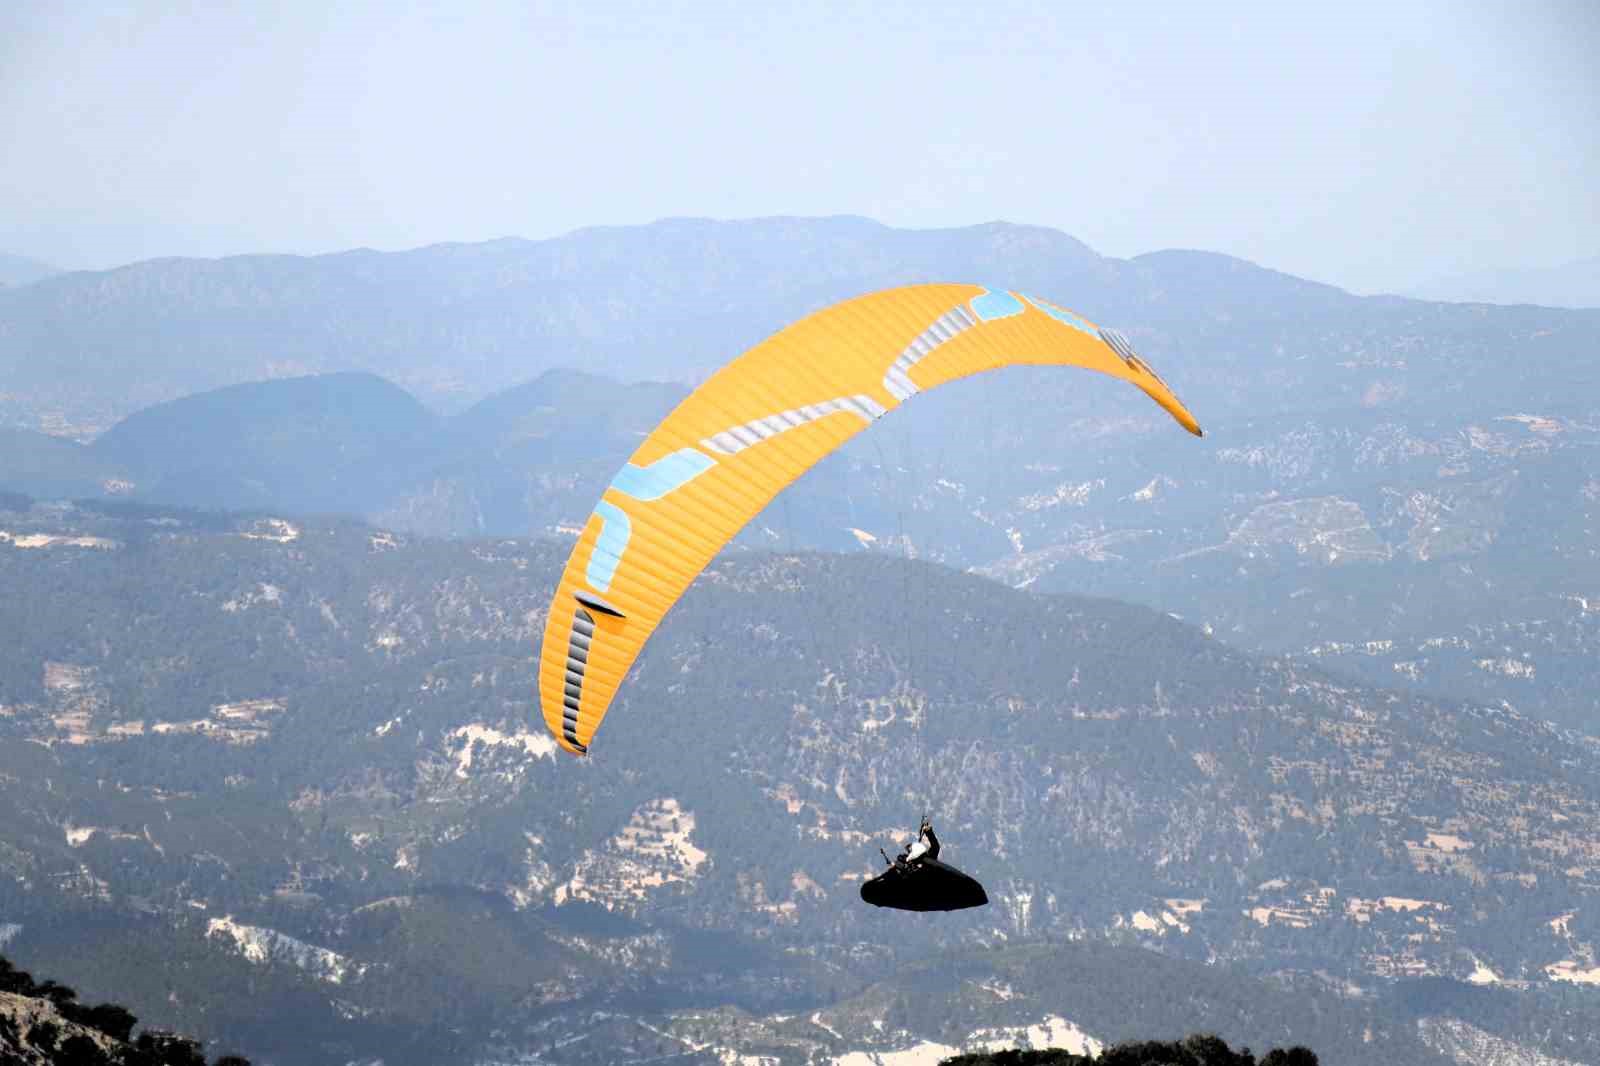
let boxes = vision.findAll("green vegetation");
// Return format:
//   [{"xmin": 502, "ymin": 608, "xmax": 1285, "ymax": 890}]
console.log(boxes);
[
  {"xmin": 943, "ymin": 1035, "xmax": 1318, "ymax": 1065},
  {"xmin": 1, "ymin": 954, "xmax": 249, "ymax": 1065},
  {"xmin": 0, "ymin": 506, "xmax": 1596, "ymax": 1063}
]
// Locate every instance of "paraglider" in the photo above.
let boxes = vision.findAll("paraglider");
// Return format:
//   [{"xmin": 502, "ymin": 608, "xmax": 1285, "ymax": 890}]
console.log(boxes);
[
  {"xmin": 860, "ymin": 815, "xmax": 988, "ymax": 912},
  {"xmin": 536, "ymin": 283, "xmax": 1203, "ymax": 756}
]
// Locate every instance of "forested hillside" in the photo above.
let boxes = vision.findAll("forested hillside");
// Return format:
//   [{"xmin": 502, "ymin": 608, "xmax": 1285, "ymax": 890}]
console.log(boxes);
[{"xmin": 1, "ymin": 498, "xmax": 1596, "ymax": 1063}]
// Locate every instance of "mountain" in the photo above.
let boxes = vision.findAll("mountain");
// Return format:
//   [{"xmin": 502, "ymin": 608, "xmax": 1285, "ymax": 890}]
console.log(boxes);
[
  {"xmin": 1408, "ymin": 256, "xmax": 1600, "ymax": 309},
  {"xmin": 0, "ymin": 953, "xmax": 249, "ymax": 1065},
  {"xmin": 1, "ymin": 499, "xmax": 1599, "ymax": 1064},
  {"xmin": 379, "ymin": 368, "xmax": 689, "ymax": 536},
  {"xmin": 14, "ymin": 216, "xmax": 1591, "ymax": 439},
  {"xmin": 20, "ymin": 347, "xmax": 1599, "ymax": 735},
  {"xmin": 0, "ymin": 428, "xmax": 125, "ymax": 500},
  {"xmin": 0, "ymin": 253, "xmax": 58, "ymax": 289},
  {"xmin": 87, "ymin": 372, "xmax": 438, "ymax": 514}
]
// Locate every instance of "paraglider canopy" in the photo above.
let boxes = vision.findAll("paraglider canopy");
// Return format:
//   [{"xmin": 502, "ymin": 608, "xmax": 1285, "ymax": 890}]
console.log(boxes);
[{"xmin": 537, "ymin": 282, "xmax": 1204, "ymax": 756}]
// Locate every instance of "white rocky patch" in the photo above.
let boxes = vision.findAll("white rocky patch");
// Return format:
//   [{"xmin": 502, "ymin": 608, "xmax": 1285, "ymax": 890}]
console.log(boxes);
[
  {"xmin": 447, "ymin": 723, "xmax": 557, "ymax": 778},
  {"xmin": 973, "ymin": 529, "xmax": 1155, "ymax": 587},
  {"xmin": 352, "ymin": 896, "xmax": 413, "ymax": 915},
  {"xmin": 222, "ymin": 583, "xmax": 283, "ymax": 612},
  {"xmin": 1166, "ymin": 898, "xmax": 1206, "ymax": 921},
  {"xmin": 75, "ymin": 697, "xmax": 287, "ymax": 747},
  {"xmin": 1406, "ymin": 834, "xmax": 1484, "ymax": 878},
  {"xmin": 1565, "ymin": 594, "xmax": 1599, "ymax": 616},
  {"xmin": 1546, "ymin": 960, "xmax": 1600, "ymax": 986},
  {"xmin": 1018, "ymin": 478, "xmax": 1104, "ymax": 512},
  {"xmin": 1002, "ymin": 1016, "xmax": 1100, "ymax": 1057},
  {"xmin": 0, "ymin": 530, "xmax": 118, "ymax": 550},
  {"xmin": 1420, "ymin": 1016, "xmax": 1583, "ymax": 1066},
  {"xmin": 1246, "ymin": 885, "xmax": 1337, "ymax": 929},
  {"xmin": 1345, "ymin": 896, "xmax": 1450, "ymax": 925},
  {"xmin": 507, "ymin": 833, "xmax": 558, "ymax": 909},
  {"xmin": 206, "ymin": 915, "xmax": 365, "ymax": 984},
  {"xmin": 238, "ymin": 518, "xmax": 300, "ymax": 543},
  {"xmin": 43, "ymin": 662, "xmax": 92, "ymax": 693},
  {"xmin": 1496, "ymin": 413, "xmax": 1566, "ymax": 436},
  {"xmin": 836, "ymin": 1042, "xmax": 964, "ymax": 1065},
  {"xmin": 1209, "ymin": 496, "xmax": 1390, "ymax": 564},
  {"xmin": 318, "ymin": 599, "xmax": 342, "ymax": 630},
  {"xmin": 63, "ymin": 819, "xmax": 166, "ymax": 845},
  {"xmin": 60, "ymin": 865, "xmax": 112, "ymax": 902},
  {"xmin": 1002, "ymin": 887, "xmax": 1034, "ymax": 936},
  {"xmin": 554, "ymin": 798, "xmax": 708, "ymax": 911},
  {"xmin": 1467, "ymin": 958, "xmax": 1502, "ymax": 985},
  {"xmin": 0, "ymin": 923, "xmax": 19, "ymax": 948},
  {"xmin": 834, "ymin": 1015, "xmax": 1101, "ymax": 1066},
  {"xmin": 150, "ymin": 717, "xmax": 268, "ymax": 745},
  {"xmin": 212, "ymin": 698, "xmax": 284, "ymax": 723},
  {"xmin": 1475, "ymin": 656, "xmax": 1535, "ymax": 679},
  {"xmin": 1124, "ymin": 900, "xmax": 1203, "ymax": 935},
  {"xmin": 49, "ymin": 710, "xmax": 96, "ymax": 745},
  {"xmin": 974, "ymin": 980, "xmax": 1018, "ymax": 1001},
  {"xmin": 738, "ymin": 868, "xmax": 828, "ymax": 924},
  {"xmin": 1306, "ymin": 639, "xmax": 1396, "ymax": 659},
  {"xmin": 1126, "ymin": 476, "xmax": 1175, "ymax": 502}
]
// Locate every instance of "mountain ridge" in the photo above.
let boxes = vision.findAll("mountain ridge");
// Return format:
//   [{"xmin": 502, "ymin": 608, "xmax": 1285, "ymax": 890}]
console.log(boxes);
[
  {"xmin": 5, "ymin": 353, "xmax": 1599, "ymax": 736},
  {"xmin": 0, "ymin": 214, "xmax": 1482, "ymax": 439},
  {"xmin": 0, "ymin": 252, "xmax": 60, "ymax": 288},
  {"xmin": 1407, "ymin": 254, "xmax": 1600, "ymax": 309},
  {"xmin": 2, "ymin": 500, "xmax": 1599, "ymax": 1062}
]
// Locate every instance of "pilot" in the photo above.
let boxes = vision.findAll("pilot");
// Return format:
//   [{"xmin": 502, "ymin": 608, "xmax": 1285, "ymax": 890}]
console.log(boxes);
[{"xmin": 895, "ymin": 816, "xmax": 940, "ymax": 867}]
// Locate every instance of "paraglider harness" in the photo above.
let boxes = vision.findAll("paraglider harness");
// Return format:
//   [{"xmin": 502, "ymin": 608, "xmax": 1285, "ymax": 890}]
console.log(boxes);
[{"xmin": 862, "ymin": 813, "xmax": 987, "ymax": 912}]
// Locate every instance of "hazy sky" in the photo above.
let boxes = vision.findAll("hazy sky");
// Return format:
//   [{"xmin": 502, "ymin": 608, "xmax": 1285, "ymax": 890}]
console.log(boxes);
[{"xmin": 3, "ymin": 0, "xmax": 1596, "ymax": 292}]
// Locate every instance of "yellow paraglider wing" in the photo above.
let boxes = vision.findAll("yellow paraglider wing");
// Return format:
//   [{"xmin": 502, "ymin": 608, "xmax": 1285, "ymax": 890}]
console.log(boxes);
[{"xmin": 538, "ymin": 283, "xmax": 1202, "ymax": 754}]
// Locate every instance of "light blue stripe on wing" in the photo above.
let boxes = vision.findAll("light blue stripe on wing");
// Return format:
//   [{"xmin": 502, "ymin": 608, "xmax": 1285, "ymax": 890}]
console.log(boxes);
[
  {"xmin": 1023, "ymin": 294, "xmax": 1097, "ymax": 336},
  {"xmin": 970, "ymin": 288, "xmax": 1024, "ymax": 321},
  {"xmin": 586, "ymin": 499, "xmax": 632, "ymax": 592},
  {"xmin": 610, "ymin": 448, "xmax": 716, "ymax": 501}
]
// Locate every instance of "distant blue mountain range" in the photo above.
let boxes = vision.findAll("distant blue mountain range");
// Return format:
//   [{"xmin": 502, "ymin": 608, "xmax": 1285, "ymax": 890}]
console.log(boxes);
[
  {"xmin": 1407, "ymin": 254, "xmax": 1600, "ymax": 309},
  {"xmin": 0, "ymin": 252, "xmax": 59, "ymax": 288},
  {"xmin": 0, "ymin": 216, "xmax": 1382, "ymax": 435}
]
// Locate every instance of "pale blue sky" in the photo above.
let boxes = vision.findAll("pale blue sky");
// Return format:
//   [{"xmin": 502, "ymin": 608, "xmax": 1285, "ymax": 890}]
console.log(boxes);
[{"xmin": 2, "ymin": 0, "xmax": 1595, "ymax": 292}]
